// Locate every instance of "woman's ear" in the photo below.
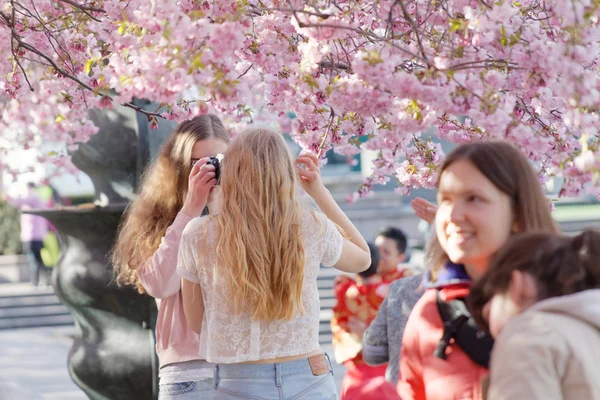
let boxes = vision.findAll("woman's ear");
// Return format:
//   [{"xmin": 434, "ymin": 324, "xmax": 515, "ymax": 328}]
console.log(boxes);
[
  {"xmin": 508, "ymin": 270, "xmax": 524, "ymax": 304},
  {"xmin": 508, "ymin": 270, "xmax": 538, "ymax": 310},
  {"xmin": 511, "ymin": 219, "xmax": 521, "ymax": 233}
]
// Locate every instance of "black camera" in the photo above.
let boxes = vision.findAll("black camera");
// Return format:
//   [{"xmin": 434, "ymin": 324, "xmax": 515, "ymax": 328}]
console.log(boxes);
[{"xmin": 206, "ymin": 153, "xmax": 224, "ymax": 183}]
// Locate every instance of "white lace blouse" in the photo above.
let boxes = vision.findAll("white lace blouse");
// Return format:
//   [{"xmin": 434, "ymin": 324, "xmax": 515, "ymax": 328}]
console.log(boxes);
[{"xmin": 176, "ymin": 209, "xmax": 344, "ymax": 363}]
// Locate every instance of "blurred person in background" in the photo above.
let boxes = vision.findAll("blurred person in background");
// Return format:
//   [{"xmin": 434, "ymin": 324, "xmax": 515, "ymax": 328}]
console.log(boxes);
[{"xmin": 4, "ymin": 183, "xmax": 51, "ymax": 286}]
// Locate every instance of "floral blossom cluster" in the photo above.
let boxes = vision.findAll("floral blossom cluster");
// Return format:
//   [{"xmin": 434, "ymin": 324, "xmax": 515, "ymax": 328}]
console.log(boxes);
[{"xmin": 1, "ymin": 0, "xmax": 599, "ymax": 198}]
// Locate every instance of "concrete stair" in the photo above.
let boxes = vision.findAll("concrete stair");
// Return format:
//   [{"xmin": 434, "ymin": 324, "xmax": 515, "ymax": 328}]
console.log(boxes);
[
  {"xmin": 0, "ymin": 269, "xmax": 344, "ymax": 346},
  {"xmin": 0, "ymin": 283, "xmax": 72, "ymax": 330},
  {"xmin": 317, "ymin": 268, "xmax": 344, "ymax": 345},
  {"xmin": 0, "ymin": 212, "xmax": 597, "ymax": 334}
]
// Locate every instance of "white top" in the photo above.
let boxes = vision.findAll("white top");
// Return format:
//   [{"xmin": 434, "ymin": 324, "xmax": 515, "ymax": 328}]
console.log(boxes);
[{"xmin": 176, "ymin": 209, "xmax": 344, "ymax": 363}]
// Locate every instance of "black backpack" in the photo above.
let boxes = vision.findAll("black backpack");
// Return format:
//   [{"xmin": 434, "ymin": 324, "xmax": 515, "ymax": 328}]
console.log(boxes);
[{"xmin": 434, "ymin": 290, "xmax": 495, "ymax": 368}]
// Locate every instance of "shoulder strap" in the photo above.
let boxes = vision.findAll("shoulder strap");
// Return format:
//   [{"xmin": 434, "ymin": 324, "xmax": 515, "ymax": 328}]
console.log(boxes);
[{"xmin": 435, "ymin": 290, "xmax": 494, "ymax": 368}]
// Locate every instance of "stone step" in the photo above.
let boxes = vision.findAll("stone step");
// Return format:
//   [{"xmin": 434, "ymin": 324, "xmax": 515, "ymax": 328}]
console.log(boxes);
[
  {"xmin": 0, "ymin": 282, "xmax": 55, "ymax": 297},
  {"xmin": 317, "ymin": 279, "xmax": 335, "ymax": 291},
  {"xmin": 0, "ymin": 294, "xmax": 62, "ymax": 309},
  {"xmin": 0, "ymin": 269, "xmax": 341, "ymax": 334},
  {"xmin": 0, "ymin": 313, "xmax": 74, "ymax": 330},
  {"xmin": 0, "ymin": 304, "xmax": 70, "ymax": 319},
  {"xmin": 0, "ymin": 283, "xmax": 72, "ymax": 329},
  {"xmin": 320, "ymin": 297, "xmax": 336, "ymax": 310},
  {"xmin": 319, "ymin": 333, "xmax": 333, "ymax": 345}
]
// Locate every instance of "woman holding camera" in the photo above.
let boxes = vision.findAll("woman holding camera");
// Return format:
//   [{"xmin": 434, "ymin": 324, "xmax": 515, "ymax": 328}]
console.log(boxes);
[
  {"xmin": 177, "ymin": 128, "xmax": 371, "ymax": 399},
  {"xmin": 112, "ymin": 114, "xmax": 229, "ymax": 399}
]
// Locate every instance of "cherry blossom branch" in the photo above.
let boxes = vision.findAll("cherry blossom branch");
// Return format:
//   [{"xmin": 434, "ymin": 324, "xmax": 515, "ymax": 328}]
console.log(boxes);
[
  {"xmin": 28, "ymin": 1, "xmax": 79, "ymax": 76},
  {"xmin": 516, "ymin": 96, "xmax": 554, "ymax": 130},
  {"xmin": 319, "ymin": 60, "xmax": 352, "ymax": 72},
  {"xmin": 298, "ymin": 19, "xmax": 424, "ymax": 61},
  {"xmin": 237, "ymin": 63, "xmax": 254, "ymax": 79},
  {"xmin": 255, "ymin": 5, "xmax": 426, "ymax": 61},
  {"xmin": 7, "ymin": 2, "xmax": 34, "ymax": 91},
  {"xmin": 317, "ymin": 109, "xmax": 336, "ymax": 158},
  {"xmin": 55, "ymin": 0, "xmax": 106, "ymax": 14},
  {"xmin": 449, "ymin": 59, "xmax": 516, "ymax": 70},
  {"xmin": 7, "ymin": 28, "xmax": 164, "ymax": 120},
  {"xmin": 251, "ymin": 5, "xmax": 332, "ymax": 19},
  {"xmin": 395, "ymin": 0, "xmax": 430, "ymax": 66}
]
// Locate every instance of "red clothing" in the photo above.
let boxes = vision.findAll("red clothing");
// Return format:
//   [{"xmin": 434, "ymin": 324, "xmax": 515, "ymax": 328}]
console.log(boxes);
[
  {"xmin": 341, "ymin": 362, "xmax": 388, "ymax": 398},
  {"xmin": 332, "ymin": 269, "xmax": 407, "ymax": 399},
  {"xmin": 397, "ymin": 285, "xmax": 488, "ymax": 400},
  {"xmin": 344, "ymin": 375, "xmax": 401, "ymax": 400}
]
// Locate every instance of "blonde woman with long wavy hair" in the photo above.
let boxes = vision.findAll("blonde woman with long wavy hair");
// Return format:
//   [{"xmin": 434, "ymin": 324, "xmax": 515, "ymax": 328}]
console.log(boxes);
[
  {"xmin": 177, "ymin": 128, "xmax": 371, "ymax": 399},
  {"xmin": 112, "ymin": 114, "xmax": 230, "ymax": 399}
]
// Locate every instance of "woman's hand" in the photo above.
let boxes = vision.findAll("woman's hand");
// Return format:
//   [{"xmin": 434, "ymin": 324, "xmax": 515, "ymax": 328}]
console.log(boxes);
[
  {"xmin": 411, "ymin": 197, "xmax": 437, "ymax": 224},
  {"xmin": 295, "ymin": 153, "xmax": 327, "ymax": 200},
  {"xmin": 181, "ymin": 158, "xmax": 216, "ymax": 218}
]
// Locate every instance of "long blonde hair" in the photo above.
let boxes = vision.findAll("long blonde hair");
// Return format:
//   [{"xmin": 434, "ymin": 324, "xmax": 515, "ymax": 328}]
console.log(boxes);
[
  {"xmin": 112, "ymin": 114, "xmax": 229, "ymax": 293},
  {"xmin": 215, "ymin": 128, "xmax": 305, "ymax": 322}
]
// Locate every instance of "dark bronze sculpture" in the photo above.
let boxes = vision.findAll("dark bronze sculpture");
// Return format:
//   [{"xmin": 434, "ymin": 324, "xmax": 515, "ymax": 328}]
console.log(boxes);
[{"xmin": 31, "ymin": 100, "xmax": 177, "ymax": 399}]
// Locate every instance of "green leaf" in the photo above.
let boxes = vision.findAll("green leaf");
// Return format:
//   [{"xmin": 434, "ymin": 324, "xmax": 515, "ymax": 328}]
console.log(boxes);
[
  {"xmin": 449, "ymin": 18, "xmax": 464, "ymax": 32},
  {"xmin": 362, "ymin": 50, "xmax": 383, "ymax": 66},
  {"xmin": 303, "ymin": 74, "xmax": 319, "ymax": 89},
  {"xmin": 452, "ymin": 46, "xmax": 465, "ymax": 58},
  {"xmin": 84, "ymin": 59, "xmax": 94, "ymax": 75}
]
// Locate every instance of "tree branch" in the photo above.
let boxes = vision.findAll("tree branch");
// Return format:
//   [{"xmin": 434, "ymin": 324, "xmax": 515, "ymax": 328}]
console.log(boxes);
[
  {"xmin": 10, "ymin": 29, "xmax": 164, "ymax": 120},
  {"xmin": 317, "ymin": 109, "xmax": 336, "ymax": 158},
  {"xmin": 55, "ymin": 0, "xmax": 106, "ymax": 14},
  {"xmin": 237, "ymin": 63, "xmax": 254, "ymax": 79},
  {"xmin": 319, "ymin": 60, "xmax": 352, "ymax": 72},
  {"xmin": 396, "ymin": 0, "xmax": 430, "ymax": 66},
  {"xmin": 7, "ymin": 1, "xmax": 32, "ymax": 91}
]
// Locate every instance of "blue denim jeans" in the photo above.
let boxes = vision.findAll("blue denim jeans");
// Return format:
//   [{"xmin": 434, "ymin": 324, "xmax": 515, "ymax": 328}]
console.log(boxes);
[
  {"xmin": 158, "ymin": 379, "xmax": 215, "ymax": 399},
  {"xmin": 211, "ymin": 354, "xmax": 338, "ymax": 400}
]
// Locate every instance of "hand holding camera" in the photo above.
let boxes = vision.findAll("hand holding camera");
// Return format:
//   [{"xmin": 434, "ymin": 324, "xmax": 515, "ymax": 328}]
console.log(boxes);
[
  {"xmin": 205, "ymin": 153, "xmax": 224, "ymax": 184},
  {"xmin": 182, "ymin": 156, "xmax": 218, "ymax": 218}
]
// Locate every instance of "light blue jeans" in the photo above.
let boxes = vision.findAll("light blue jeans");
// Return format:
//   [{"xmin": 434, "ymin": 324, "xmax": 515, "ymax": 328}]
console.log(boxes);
[
  {"xmin": 158, "ymin": 359, "xmax": 216, "ymax": 400},
  {"xmin": 158, "ymin": 379, "xmax": 215, "ymax": 399},
  {"xmin": 158, "ymin": 354, "xmax": 338, "ymax": 399},
  {"xmin": 211, "ymin": 354, "xmax": 338, "ymax": 400}
]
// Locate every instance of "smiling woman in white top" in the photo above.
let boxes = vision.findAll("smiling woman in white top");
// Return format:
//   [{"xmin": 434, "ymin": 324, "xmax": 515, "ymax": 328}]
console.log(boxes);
[{"xmin": 176, "ymin": 128, "xmax": 370, "ymax": 399}]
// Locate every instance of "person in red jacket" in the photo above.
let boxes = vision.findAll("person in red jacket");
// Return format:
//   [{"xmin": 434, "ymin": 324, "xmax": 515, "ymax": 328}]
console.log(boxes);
[
  {"xmin": 397, "ymin": 141, "xmax": 560, "ymax": 400},
  {"xmin": 332, "ymin": 240, "xmax": 407, "ymax": 399}
]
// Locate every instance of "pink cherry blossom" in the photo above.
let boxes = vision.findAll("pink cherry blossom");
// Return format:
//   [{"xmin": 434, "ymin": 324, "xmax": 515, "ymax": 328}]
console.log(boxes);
[{"xmin": 0, "ymin": 0, "xmax": 599, "ymax": 198}]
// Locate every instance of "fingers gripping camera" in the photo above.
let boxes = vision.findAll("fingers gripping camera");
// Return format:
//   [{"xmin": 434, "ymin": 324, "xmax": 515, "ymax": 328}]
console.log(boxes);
[{"xmin": 207, "ymin": 153, "xmax": 224, "ymax": 184}]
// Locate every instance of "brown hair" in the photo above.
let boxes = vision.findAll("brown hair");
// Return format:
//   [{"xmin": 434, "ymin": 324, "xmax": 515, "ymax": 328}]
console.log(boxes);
[
  {"xmin": 112, "ymin": 114, "xmax": 229, "ymax": 293},
  {"xmin": 468, "ymin": 230, "xmax": 600, "ymax": 331},
  {"xmin": 425, "ymin": 141, "xmax": 560, "ymax": 280},
  {"xmin": 213, "ymin": 128, "xmax": 306, "ymax": 322}
]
